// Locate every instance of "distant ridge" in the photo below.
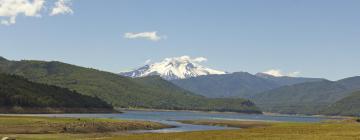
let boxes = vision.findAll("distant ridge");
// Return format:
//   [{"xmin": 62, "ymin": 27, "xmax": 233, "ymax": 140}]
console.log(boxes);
[
  {"xmin": 171, "ymin": 72, "xmax": 324, "ymax": 98},
  {"xmin": 255, "ymin": 72, "xmax": 325, "ymax": 86}
]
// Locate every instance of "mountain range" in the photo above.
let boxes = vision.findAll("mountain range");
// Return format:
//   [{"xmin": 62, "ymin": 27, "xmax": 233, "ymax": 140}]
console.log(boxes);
[
  {"xmin": 2, "ymin": 55, "xmax": 360, "ymax": 116},
  {"xmin": 0, "ymin": 56, "xmax": 260, "ymax": 113},
  {"xmin": 122, "ymin": 56, "xmax": 325, "ymax": 98},
  {"xmin": 119, "ymin": 56, "xmax": 360, "ymax": 116}
]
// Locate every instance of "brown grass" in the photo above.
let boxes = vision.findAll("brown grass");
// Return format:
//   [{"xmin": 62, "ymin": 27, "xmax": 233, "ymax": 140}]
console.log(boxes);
[{"xmin": 0, "ymin": 116, "xmax": 172, "ymax": 134}]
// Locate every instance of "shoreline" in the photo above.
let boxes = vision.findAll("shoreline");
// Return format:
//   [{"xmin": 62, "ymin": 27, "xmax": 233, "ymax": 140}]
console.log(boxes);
[
  {"xmin": 0, "ymin": 107, "xmax": 353, "ymax": 120},
  {"xmin": 262, "ymin": 112, "xmax": 354, "ymax": 120},
  {"xmin": 117, "ymin": 108, "xmax": 262, "ymax": 115},
  {"xmin": 118, "ymin": 108, "xmax": 353, "ymax": 119}
]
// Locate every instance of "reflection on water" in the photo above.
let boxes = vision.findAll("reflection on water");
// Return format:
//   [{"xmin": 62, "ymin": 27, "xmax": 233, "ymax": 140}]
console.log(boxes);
[{"xmin": 28, "ymin": 111, "xmax": 329, "ymax": 133}]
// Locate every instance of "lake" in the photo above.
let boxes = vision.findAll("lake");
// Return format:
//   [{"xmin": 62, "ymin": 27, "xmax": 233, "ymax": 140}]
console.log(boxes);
[{"xmin": 30, "ymin": 110, "xmax": 329, "ymax": 133}]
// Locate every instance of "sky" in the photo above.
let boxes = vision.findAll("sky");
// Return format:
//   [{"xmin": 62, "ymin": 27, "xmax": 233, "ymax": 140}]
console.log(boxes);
[{"xmin": 0, "ymin": 0, "xmax": 359, "ymax": 80}]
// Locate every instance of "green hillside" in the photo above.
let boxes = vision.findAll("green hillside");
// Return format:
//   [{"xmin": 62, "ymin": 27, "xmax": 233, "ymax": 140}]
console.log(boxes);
[
  {"xmin": 321, "ymin": 91, "xmax": 360, "ymax": 116},
  {"xmin": 133, "ymin": 76, "xmax": 261, "ymax": 113},
  {"xmin": 0, "ymin": 57, "xmax": 261, "ymax": 113},
  {"xmin": 171, "ymin": 72, "xmax": 323, "ymax": 98},
  {"xmin": 0, "ymin": 73, "xmax": 114, "ymax": 113},
  {"xmin": 171, "ymin": 72, "xmax": 280, "ymax": 98},
  {"xmin": 252, "ymin": 77, "xmax": 360, "ymax": 115}
]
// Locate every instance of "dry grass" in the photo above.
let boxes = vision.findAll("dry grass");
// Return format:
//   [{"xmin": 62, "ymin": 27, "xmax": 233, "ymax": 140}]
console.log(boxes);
[{"xmin": 0, "ymin": 116, "xmax": 171, "ymax": 134}]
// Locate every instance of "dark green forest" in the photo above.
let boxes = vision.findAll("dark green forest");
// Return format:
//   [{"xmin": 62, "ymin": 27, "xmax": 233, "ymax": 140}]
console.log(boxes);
[
  {"xmin": 321, "ymin": 91, "xmax": 360, "ymax": 116},
  {"xmin": 0, "ymin": 73, "xmax": 113, "ymax": 113},
  {"xmin": 252, "ymin": 77, "xmax": 360, "ymax": 115}
]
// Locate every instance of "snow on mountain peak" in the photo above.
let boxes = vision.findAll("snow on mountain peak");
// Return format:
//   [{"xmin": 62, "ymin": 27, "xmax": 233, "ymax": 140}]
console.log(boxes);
[{"xmin": 120, "ymin": 56, "xmax": 226, "ymax": 80}]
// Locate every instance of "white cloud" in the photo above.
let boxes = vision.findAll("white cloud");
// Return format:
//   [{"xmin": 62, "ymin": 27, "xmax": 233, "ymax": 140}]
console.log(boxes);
[
  {"xmin": 263, "ymin": 69, "xmax": 284, "ymax": 77},
  {"xmin": 0, "ymin": 0, "xmax": 74, "ymax": 25},
  {"xmin": 193, "ymin": 57, "xmax": 207, "ymax": 63},
  {"xmin": 124, "ymin": 31, "xmax": 165, "ymax": 41},
  {"xmin": 0, "ymin": 0, "xmax": 45, "ymax": 25},
  {"xmin": 144, "ymin": 59, "xmax": 151, "ymax": 64},
  {"xmin": 50, "ymin": 0, "xmax": 73, "ymax": 16},
  {"xmin": 263, "ymin": 69, "xmax": 301, "ymax": 77},
  {"xmin": 172, "ymin": 56, "xmax": 208, "ymax": 64}
]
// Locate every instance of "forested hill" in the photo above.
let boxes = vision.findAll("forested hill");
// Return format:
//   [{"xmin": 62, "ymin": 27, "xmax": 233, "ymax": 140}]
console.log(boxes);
[
  {"xmin": 0, "ymin": 73, "xmax": 114, "ymax": 113},
  {"xmin": 0, "ymin": 57, "xmax": 261, "ymax": 113},
  {"xmin": 252, "ymin": 76, "xmax": 360, "ymax": 115},
  {"xmin": 321, "ymin": 91, "xmax": 360, "ymax": 116},
  {"xmin": 133, "ymin": 76, "xmax": 261, "ymax": 113},
  {"xmin": 171, "ymin": 72, "xmax": 323, "ymax": 98}
]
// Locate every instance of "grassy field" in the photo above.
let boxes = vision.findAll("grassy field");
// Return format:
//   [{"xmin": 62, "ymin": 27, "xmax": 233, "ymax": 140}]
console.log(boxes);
[
  {"xmin": 2, "ymin": 116, "xmax": 360, "ymax": 140},
  {"xmin": 0, "ymin": 115, "xmax": 171, "ymax": 137}
]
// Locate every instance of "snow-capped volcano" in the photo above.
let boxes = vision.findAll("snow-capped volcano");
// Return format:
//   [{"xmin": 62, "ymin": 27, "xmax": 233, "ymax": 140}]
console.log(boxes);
[{"xmin": 120, "ymin": 56, "xmax": 226, "ymax": 80}]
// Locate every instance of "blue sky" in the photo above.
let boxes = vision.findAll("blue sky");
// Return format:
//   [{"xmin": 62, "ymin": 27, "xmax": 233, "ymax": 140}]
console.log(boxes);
[{"xmin": 0, "ymin": 0, "xmax": 359, "ymax": 80}]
